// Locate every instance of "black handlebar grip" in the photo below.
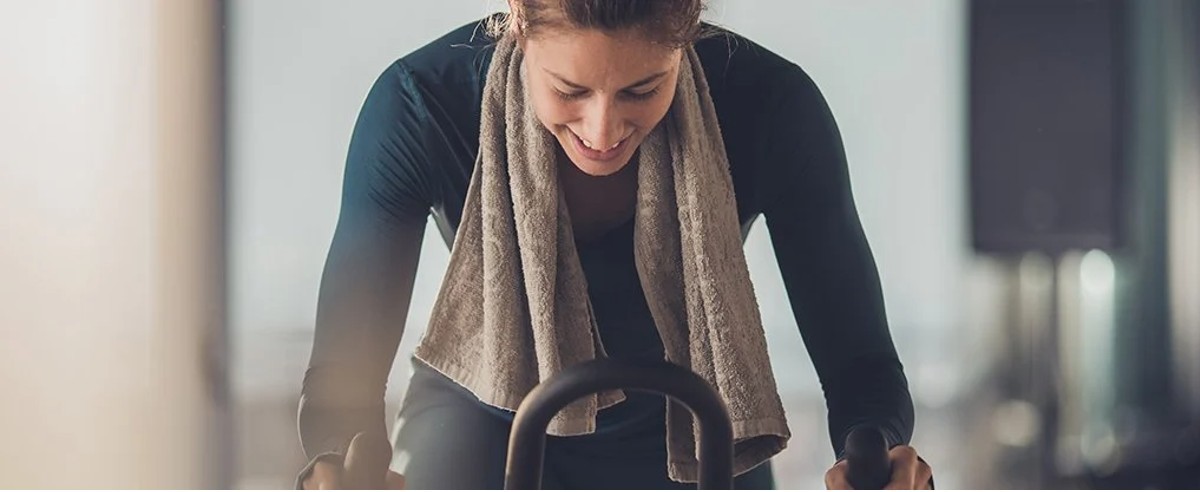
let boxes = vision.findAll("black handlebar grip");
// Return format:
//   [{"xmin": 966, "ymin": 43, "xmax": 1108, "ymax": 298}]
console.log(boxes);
[
  {"xmin": 342, "ymin": 431, "xmax": 392, "ymax": 490},
  {"xmin": 504, "ymin": 359, "xmax": 733, "ymax": 489},
  {"xmin": 844, "ymin": 427, "xmax": 891, "ymax": 490}
]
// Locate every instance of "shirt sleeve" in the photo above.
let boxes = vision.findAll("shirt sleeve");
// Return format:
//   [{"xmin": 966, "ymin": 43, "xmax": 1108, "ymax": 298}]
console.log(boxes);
[
  {"xmin": 297, "ymin": 61, "xmax": 437, "ymax": 461},
  {"xmin": 757, "ymin": 65, "xmax": 915, "ymax": 459}
]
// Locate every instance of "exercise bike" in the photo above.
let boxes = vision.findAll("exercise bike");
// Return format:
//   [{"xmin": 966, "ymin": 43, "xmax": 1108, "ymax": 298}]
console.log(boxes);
[{"xmin": 503, "ymin": 359, "xmax": 892, "ymax": 490}]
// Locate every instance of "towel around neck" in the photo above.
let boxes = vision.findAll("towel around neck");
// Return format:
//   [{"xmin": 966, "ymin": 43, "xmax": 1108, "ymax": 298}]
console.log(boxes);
[{"xmin": 413, "ymin": 34, "xmax": 791, "ymax": 483}]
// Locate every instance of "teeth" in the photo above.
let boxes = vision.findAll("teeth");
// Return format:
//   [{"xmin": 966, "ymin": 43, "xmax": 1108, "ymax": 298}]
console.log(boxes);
[{"xmin": 581, "ymin": 136, "xmax": 623, "ymax": 152}]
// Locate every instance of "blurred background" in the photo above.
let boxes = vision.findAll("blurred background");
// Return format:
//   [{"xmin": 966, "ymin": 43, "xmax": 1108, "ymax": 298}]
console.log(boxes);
[{"xmin": 2, "ymin": 0, "xmax": 1198, "ymax": 488}]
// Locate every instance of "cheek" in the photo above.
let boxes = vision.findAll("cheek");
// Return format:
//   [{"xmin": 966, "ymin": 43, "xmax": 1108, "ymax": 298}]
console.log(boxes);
[
  {"xmin": 637, "ymin": 104, "xmax": 669, "ymax": 129},
  {"xmin": 528, "ymin": 86, "xmax": 575, "ymax": 129},
  {"xmin": 634, "ymin": 93, "xmax": 675, "ymax": 130}
]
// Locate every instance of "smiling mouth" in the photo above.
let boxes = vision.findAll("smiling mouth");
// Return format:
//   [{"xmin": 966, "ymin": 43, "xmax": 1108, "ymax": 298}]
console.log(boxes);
[{"xmin": 569, "ymin": 129, "xmax": 630, "ymax": 162}]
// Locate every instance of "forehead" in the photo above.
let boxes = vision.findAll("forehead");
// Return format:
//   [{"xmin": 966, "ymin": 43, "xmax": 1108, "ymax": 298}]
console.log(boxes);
[{"xmin": 523, "ymin": 28, "xmax": 681, "ymax": 86}]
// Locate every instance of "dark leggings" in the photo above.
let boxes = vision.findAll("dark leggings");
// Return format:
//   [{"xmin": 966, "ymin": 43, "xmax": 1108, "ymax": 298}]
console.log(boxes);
[{"xmin": 390, "ymin": 363, "xmax": 775, "ymax": 489}]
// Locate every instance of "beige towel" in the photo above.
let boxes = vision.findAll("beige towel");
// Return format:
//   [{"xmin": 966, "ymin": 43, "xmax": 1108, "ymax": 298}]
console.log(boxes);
[{"xmin": 413, "ymin": 34, "xmax": 790, "ymax": 483}]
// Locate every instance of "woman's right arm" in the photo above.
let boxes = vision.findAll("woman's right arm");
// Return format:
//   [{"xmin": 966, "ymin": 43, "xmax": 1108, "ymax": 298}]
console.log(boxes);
[{"xmin": 296, "ymin": 61, "xmax": 439, "ymax": 488}]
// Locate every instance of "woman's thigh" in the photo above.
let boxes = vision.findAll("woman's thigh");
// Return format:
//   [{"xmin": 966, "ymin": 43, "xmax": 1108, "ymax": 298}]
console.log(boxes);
[
  {"xmin": 390, "ymin": 365, "xmax": 564, "ymax": 489},
  {"xmin": 391, "ymin": 401, "xmax": 510, "ymax": 489}
]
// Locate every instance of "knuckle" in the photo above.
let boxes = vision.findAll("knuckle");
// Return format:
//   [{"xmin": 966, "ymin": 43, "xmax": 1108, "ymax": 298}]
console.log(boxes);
[
  {"xmin": 825, "ymin": 467, "xmax": 845, "ymax": 487},
  {"xmin": 892, "ymin": 445, "xmax": 918, "ymax": 460}
]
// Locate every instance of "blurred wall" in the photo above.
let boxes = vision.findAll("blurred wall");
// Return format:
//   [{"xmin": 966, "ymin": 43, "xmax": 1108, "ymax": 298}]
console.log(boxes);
[
  {"xmin": 227, "ymin": 0, "xmax": 491, "ymax": 401},
  {"xmin": 0, "ymin": 0, "xmax": 225, "ymax": 488},
  {"xmin": 226, "ymin": 2, "xmax": 502, "ymax": 486},
  {"xmin": 713, "ymin": 0, "xmax": 975, "ymax": 405}
]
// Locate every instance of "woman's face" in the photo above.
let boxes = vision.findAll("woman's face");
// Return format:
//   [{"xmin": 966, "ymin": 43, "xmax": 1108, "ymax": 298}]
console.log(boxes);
[{"xmin": 522, "ymin": 27, "xmax": 682, "ymax": 177}]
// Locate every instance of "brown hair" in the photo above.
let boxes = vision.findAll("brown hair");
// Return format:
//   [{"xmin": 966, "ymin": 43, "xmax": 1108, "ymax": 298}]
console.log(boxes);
[{"xmin": 487, "ymin": 0, "xmax": 714, "ymax": 48}]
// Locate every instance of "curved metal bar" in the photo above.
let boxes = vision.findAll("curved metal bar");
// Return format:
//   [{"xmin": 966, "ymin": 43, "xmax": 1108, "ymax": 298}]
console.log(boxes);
[{"xmin": 504, "ymin": 359, "xmax": 733, "ymax": 489}]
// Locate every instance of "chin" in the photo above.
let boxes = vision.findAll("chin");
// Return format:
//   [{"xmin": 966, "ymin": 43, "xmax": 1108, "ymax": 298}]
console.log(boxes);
[{"xmin": 569, "ymin": 154, "xmax": 633, "ymax": 177}]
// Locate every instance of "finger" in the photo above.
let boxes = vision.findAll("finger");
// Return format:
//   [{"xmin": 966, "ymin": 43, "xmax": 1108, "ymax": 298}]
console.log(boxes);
[
  {"xmin": 386, "ymin": 470, "xmax": 406, "ymax": 490},
  {"xmin": 825, "ymin": 460, "xmax": 852, "ymax": 490},
  {"xmin": 304, "ymin": 462, "xmax": 341, "ymax": 490},
  {"xmin": 317, "ymin": 476, "xmax": 341, "ymax": 490},
  {"xmin": 915, "ymin": 459, "xmax": 934, "ymax": 490},
  {"xmin": 883, "ymin": 446, "xmax": 919, "ymax": 490},
  {"xmin": 344, "ymin": 432, "xmax": 393, "ymax": 489}
]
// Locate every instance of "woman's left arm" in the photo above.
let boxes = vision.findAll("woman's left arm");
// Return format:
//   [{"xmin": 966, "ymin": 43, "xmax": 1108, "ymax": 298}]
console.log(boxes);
[{"xmin": 756, "ymin": 65, "xmax": 931, "ymax": 489}]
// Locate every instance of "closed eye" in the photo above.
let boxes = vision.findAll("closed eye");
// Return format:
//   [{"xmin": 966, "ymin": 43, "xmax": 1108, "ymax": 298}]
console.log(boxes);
[
  {"xmin": 622, "ymin": 86, "xmax": 661, "ymax": 101},
  {"xmin": 554, "ymin": 88, "xmax": 589, "ymax": 101},
  {"xmin": 546, "ymin": 68, "xmax": 668, "ymax": 102}
]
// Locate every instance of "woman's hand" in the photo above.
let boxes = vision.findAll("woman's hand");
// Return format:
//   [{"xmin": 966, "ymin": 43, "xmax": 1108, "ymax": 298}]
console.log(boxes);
[
  {"xmin": 301, "ymin": 432, "xmax": 407, "ymax": 489},
  {"xmin": 301, "ymin": 460, "xmax": 406, "ymax": 489},
  {"xmin": 301, "ymin": 460, "xmax": 340, "ymax": 490},
  {"xmin": 824, "ymin": 445, "xmax": 933, "ymax": 490}
]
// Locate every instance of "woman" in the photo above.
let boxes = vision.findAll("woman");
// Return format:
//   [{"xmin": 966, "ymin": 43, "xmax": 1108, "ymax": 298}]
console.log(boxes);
[{"xmin": 297, "ymin": 1, "xmax": 933, "ymax": 489}]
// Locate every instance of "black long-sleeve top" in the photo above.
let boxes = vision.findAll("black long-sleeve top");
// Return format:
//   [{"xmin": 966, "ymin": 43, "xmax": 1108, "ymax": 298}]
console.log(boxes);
[{"xmin": 299, "ymin": 17, "xmax": 914, "ymax": 464}]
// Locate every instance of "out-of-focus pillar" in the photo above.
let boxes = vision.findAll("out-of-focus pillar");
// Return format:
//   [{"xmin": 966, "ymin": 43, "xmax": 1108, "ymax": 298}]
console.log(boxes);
[
  {"xmin": 151, "ymin": 0, "xmax": 230, "ymax": 488},
  {"xmin": 0, "ymin": 0, "xmax": 227, "ymax": 488},
  {"xmin": 1166, "ymin": 0, "xmax": 1200, "ymax": 417}
]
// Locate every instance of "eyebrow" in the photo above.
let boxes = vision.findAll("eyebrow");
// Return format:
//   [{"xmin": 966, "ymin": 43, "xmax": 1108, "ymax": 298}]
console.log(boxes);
[{"xmin": 544, "ymin": 68, "xmax": 668, "ymax": 91}]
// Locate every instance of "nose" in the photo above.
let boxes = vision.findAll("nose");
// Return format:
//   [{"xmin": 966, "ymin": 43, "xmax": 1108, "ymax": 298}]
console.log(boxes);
[{"xmin": 577, "ymin": 98, "xmax": 625, "ymax": 150}]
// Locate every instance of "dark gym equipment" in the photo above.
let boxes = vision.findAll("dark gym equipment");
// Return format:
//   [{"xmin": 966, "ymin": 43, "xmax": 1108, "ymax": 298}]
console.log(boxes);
[
  {"xmin": 844, "ymin": 427, "xmax": 892, "ymax": 490},
  {"xmin": 969, "ymin": 0, "xmax": 1128, "ymax": 253},
  {"xmin": 504, "ymin": 359, "xmax": 733, "ymax": 489}
]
